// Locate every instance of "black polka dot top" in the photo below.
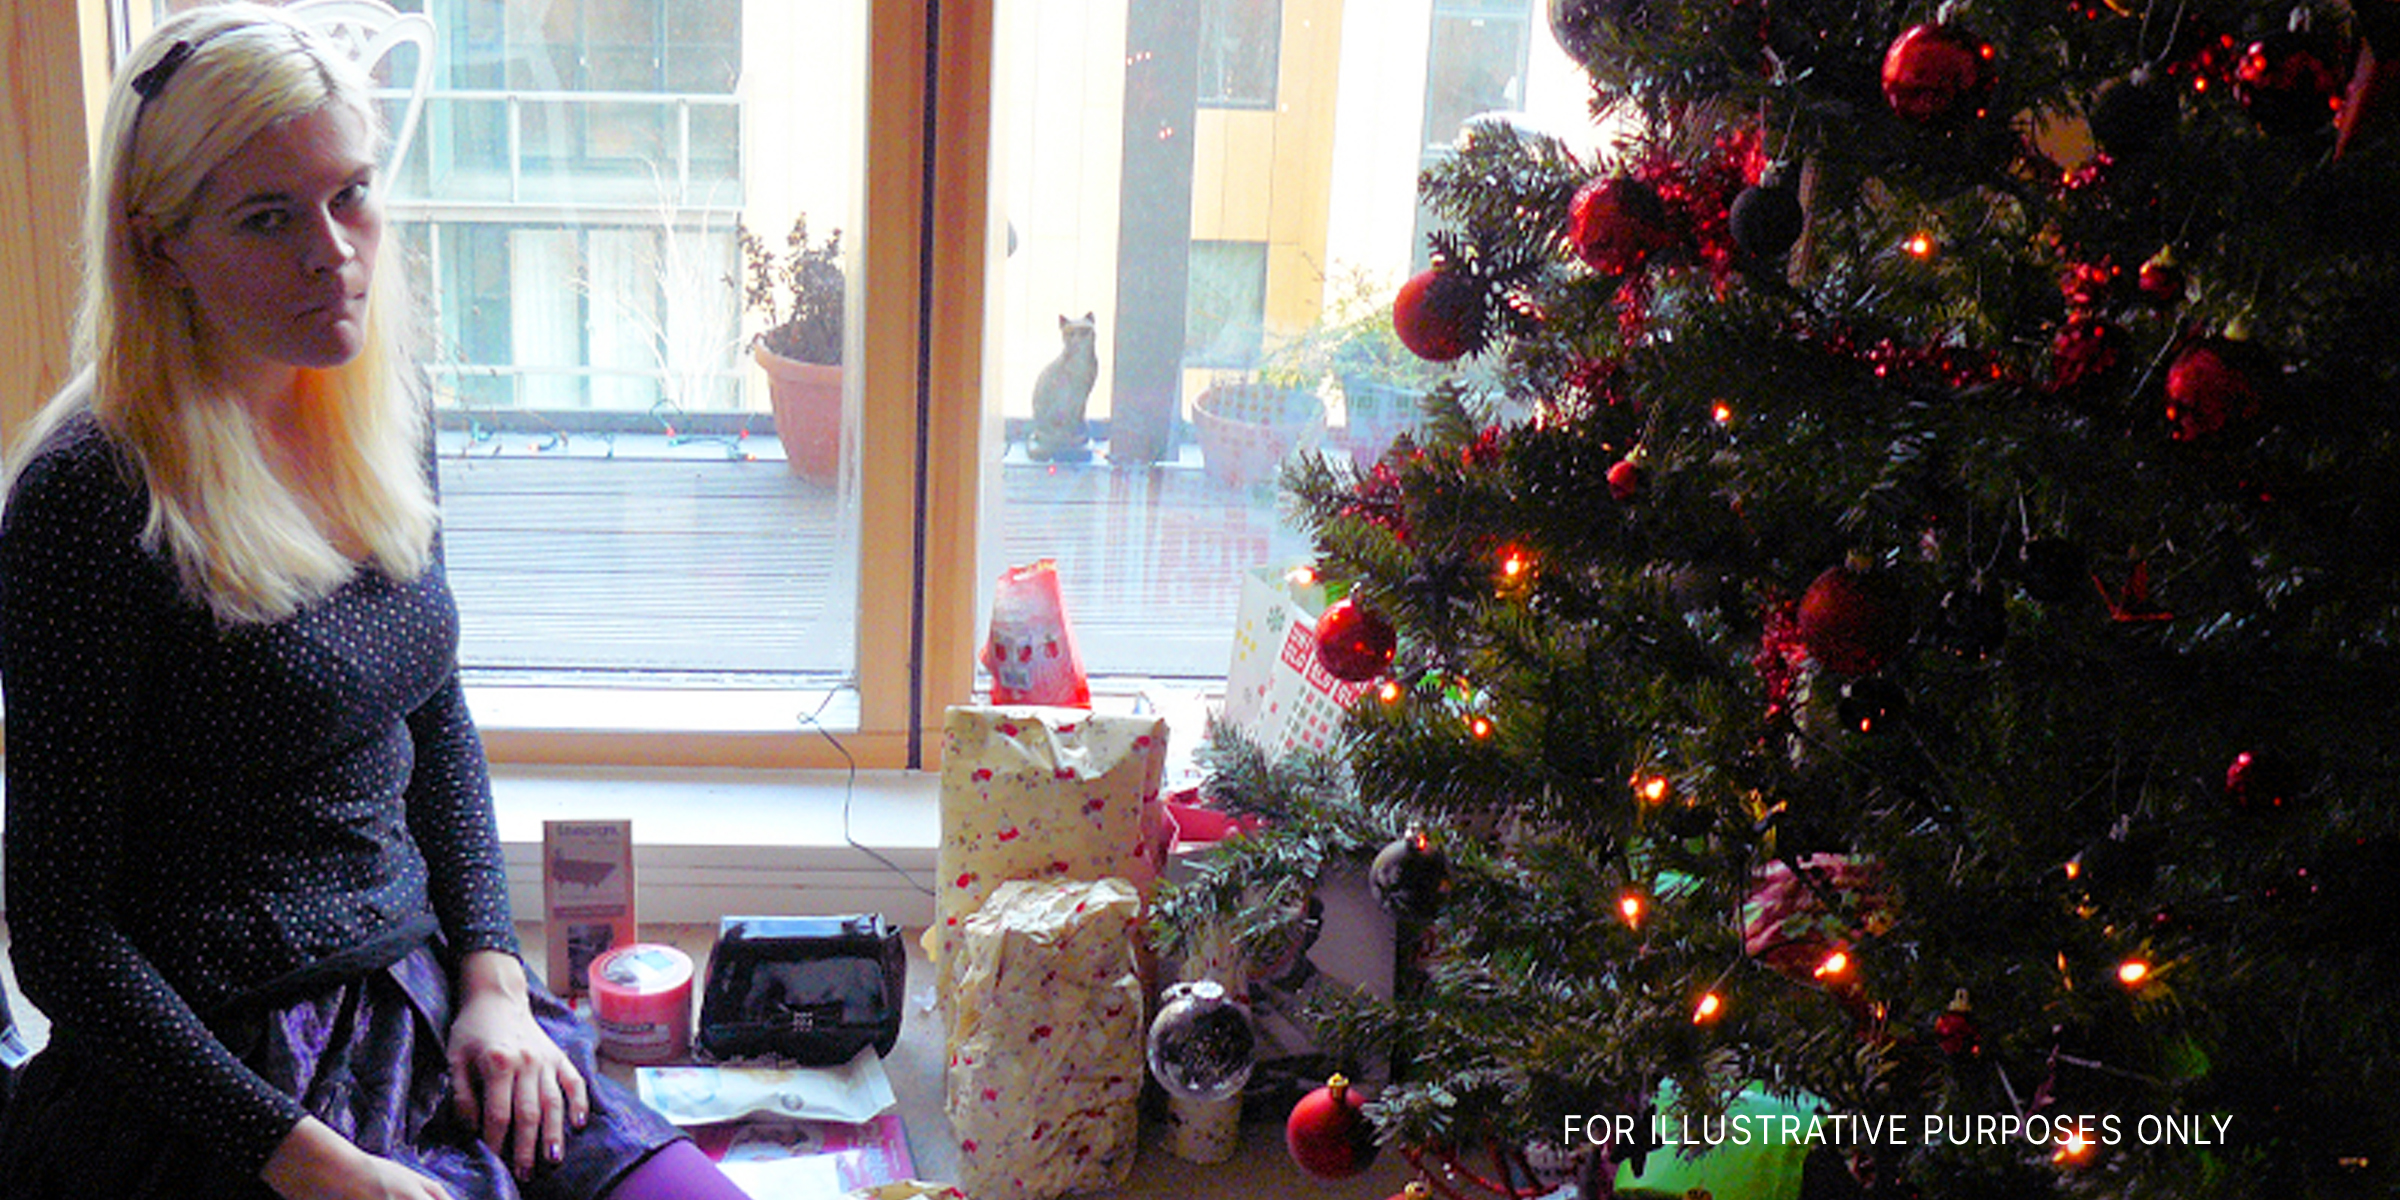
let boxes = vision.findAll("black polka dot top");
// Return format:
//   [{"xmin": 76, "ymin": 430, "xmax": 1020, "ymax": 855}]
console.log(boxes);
[{"xmin": 0, "ymin": 409, "xmax": 520, "ymax": 1174}]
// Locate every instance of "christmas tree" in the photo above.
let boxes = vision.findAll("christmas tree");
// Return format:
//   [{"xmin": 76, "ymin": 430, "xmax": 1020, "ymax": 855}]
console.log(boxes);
[{"xmin": 1159, "ymin": 1, "xmax": 2400, "ymax": 1197}]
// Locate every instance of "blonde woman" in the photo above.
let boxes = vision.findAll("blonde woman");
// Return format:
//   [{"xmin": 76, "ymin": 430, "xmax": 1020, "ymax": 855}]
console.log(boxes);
[{"xmin": 0, "ymin": 8, "xmax": 743, "ymax": 1198}]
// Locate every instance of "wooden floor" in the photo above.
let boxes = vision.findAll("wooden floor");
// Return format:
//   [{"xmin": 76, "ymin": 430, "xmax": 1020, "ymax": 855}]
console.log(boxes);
[{"xmin": 438, "ymin": 437, "xmax": 1315, "ymax": 682}]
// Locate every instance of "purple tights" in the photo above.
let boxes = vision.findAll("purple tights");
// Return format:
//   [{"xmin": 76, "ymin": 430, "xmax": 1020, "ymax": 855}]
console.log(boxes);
[{"xmin": 602, "ymin": 1139, "xmax": 753, "ymax": 1200}]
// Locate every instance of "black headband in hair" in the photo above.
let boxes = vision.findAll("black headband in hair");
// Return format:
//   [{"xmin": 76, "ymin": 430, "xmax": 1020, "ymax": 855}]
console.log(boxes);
[{"xmin": 130, "ymin": 38, "xmax": 197, "ymax": 101}]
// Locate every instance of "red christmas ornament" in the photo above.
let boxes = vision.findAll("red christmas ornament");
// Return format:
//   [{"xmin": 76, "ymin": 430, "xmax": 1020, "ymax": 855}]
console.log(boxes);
[
  {"xmin": 1934, "ymin": 989, "xmax": 1981, "ymax": 1058},
  {"xmin": 1314, "ymin": 596, "xmax": 1399, "ymax": 683},
  {"xmin": 1392, "ymin": 267, "xmax": 1480, "ymax": 362},
  {"xmin": 1606, "ymin": 456, "xmax": 1645, "ymax": 502},
  {"xmin": 1881, "ymin": 23, "xmax": 1993, "ymax": 125},
  {"xmin": 2164, "ymin": 339, "xmax": 2263, "ymax": 441},
  {"xmin": 1286, "ymin": 1074, "xmax": 1379, "ymax": 1180},
  {"xmin": 1567, "ymin": 175, "xmax": 1675, "ymax": 276},
  {"xmin": 1796, "ymin": 564, "xmax": 1910, "ymax": 677}
]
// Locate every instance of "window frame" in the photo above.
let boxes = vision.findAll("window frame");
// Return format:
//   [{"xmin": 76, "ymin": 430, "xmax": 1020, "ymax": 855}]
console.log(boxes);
[{"xmin": 0, "ymin": 0, "xmax": 994, "ymax": 774}]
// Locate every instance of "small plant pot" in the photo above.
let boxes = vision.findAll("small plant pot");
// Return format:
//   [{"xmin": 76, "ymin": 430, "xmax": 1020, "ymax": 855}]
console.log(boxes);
[
  {"xmin": 1338, "ymin": 375, "xmax": 1422, "ymax": 466},
  {"xmin": 755, "ymin": 340, "xmax": 844, "ymax": 484},
  {"xmin": 1192, "ymin": 384, "xmax": 1325, "ymax": 490}
]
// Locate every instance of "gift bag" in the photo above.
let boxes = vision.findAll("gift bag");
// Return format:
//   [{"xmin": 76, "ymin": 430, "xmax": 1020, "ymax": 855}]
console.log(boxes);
[
  {"xmin": 1219, "ymin": 565, "xmax": 1371, "ymax": 761},
  {"xmin": 933, "ymin": 707, "xmax": 1173, "ymax": 1042},
  {"xmin": 980, "ymin": 559, "xmax": 1089, "ymax": 707},
  {"xmin": 947, "ymin": 878, "xmax": 1145, "ymax": 1200}
]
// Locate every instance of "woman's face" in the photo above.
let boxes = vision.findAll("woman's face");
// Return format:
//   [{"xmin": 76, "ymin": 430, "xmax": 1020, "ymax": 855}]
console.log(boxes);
[{"xmin": 151, "ymin": 102, "xmax": 383, "ymax": 392}]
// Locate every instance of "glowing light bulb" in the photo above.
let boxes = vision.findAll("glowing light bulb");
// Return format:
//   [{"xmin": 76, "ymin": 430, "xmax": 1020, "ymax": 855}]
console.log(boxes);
[
  {"xmin": 1712, "ymin": 402, "xmax": 1734, "ymax": 425},
  {"xmin": 2117, "ymin": 958, "xmax": 2152, "ymax": 987},
  {"xmin": 1904, "ymin": 233, "xmax": 1937, "ymax": 259},
  {"xmin": 1637, "ymin": 776, "xmax": 1671, "ymax": 805},
  {"xmin": 1379, "ymin": 681, "xmax": 1403, "ymax": 704},
  {"xmin": 1693, "ymin": 992, "xmax": 1724, "ymax": 1024},
  {"xmin": 1469, "ymin": 716, "xmax": 1494, "ymax": 739},
  {"xmin": 2055, "ymin": 1128, "xmax": 2096, "ymax": 1166},
  {"xmin": 1618, "ymin": 892, "xmax": 1646, "ymax": 927},
  {"xmin": 1814, "ymin": 950, "xmax": 1851, "ymax": 980}
]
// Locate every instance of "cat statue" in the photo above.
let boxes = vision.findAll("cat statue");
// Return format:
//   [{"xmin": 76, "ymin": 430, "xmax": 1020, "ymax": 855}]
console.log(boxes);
[{"xmin": 1027, "ymin": 312, "xmax": 1098, "ymax": 463}]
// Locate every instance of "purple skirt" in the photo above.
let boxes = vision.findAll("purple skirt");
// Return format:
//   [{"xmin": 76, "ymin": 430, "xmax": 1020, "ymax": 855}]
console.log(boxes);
[{"xmin": 0, "ymin": 944, "xmax": 681, "ymax": 1199}]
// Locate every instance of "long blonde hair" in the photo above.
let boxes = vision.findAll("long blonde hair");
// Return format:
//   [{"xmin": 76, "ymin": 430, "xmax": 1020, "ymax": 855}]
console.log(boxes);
[{"xmin": 9, "ymin": 2, "xmax": 437, "ymax": 625}]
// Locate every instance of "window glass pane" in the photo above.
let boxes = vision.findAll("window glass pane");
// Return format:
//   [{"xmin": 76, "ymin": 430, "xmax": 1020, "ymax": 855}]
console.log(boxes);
[
  {"xmin": 1197, "ymin": 0, "xmax": 1279, "ymax": 109},
  {"xmin": 328, "ymin": 0, "xmax": 867, "ymax": 684},
  {"xmin": 991, "ymin": 0, "xmax": 1587, "ymax": 686}
]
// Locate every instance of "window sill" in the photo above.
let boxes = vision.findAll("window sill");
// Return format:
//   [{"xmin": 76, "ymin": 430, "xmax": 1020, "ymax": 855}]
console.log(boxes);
[{"xmin": 492, "ymin": 762, "xmax": 941, "ymax": 928}]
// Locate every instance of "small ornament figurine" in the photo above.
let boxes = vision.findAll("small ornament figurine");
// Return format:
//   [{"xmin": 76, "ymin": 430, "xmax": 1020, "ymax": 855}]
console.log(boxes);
[
  {"xmin": 1881, "ymin": 22, "xmax": 1994, "ymax": 125},
  {"xmin": 1796, "ymin": 563, "xmax": 1911, "ymax": 677},
  {"xmin": 1934, "ymin": 988, "xmax": 1980, "ymax": 1058},
  {"xmin": 1314, "ymin": 596, "xmax": 1400, "ymax": 683},
  {"xmin": 1286, "ymin": 1074, "xmax": 1379, "ymax": 1180},
  {"xmin": 1568, "ymin": 174, "xmax": 1676, "ymax": 276},
  {"xmin": 1026, "ymin": 312, "xmax": 1098, "ymax": 463},
  {"xmin": 1392, "ymin": 265, "xmax": 1482, "ymax": 362},
  {"xmin": 1147, "ymin": 980, "xmax": 1257, "ymax": 1103},
  {"xmin": 1370, "ymin": 827, "xmax": 1451, "ymax": 920}
]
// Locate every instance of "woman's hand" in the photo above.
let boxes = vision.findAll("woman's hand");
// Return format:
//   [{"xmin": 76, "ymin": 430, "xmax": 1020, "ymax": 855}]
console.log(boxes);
[
  {"xmin": 446, "ymin": 950, "xmax": 591, "ymax": 1181},
  {"xmin": 261, "ymin": 1117, "xmax": 457, "ymax": 1199}
]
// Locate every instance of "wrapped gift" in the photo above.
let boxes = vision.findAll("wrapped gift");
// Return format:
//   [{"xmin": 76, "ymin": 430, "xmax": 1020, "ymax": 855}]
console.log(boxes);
[
  {"xmin": 980, "ymin": 559, "xmax": 1090, "ymax": 707},
  {"xmin": 1219, "ymin": 565, "xmax": 1371, "ymax": 762},
  {"xmin": 934, "ymin": 706, "xmax": 1172, "ymax": 1040},
  {"xmin": 947, "ymin": 879, "xmax": 1145, "ymax": 1200}
]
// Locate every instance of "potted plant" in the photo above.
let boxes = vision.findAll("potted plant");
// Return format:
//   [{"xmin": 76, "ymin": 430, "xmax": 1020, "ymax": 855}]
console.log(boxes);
[
  {"xmin": 741, "ymin": 215, "xmax": 846, "ymax": 482},
  {"xmin": 1265, "ymin": 265, "xmax": 1453, "ymax": 466}
]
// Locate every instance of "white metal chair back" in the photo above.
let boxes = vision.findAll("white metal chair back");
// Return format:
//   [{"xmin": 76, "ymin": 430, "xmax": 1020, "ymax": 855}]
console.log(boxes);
[{"xmin": 286, "ymin": 0, "xmax": 437, "ymax": 178}]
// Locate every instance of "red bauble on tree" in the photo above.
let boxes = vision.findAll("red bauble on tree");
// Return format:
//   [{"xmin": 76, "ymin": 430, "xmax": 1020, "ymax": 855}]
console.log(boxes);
[
  {"xmin": 1606, "ymin": 455, "xmax": 1645, "ymax": 502},
  {"xmin": 1568, "ymin": 174, "xmax": 1675, "ymax": 276},
  {"xmin": 1881, "ymin": 22, "xmax": 1994, "ymax": 125},
  {"xmin": 1933, "ymin": 989, "xmax": 1980, "ymax": 1058},
  {"xmin": 1392, "ymin": 266, "xmax": 1482, "ymax": 362},
  {"xmin": 1314, "ymin": 596, "xmax": 1399, "ymax": 683},
  {"xmin": 1796, "ymin": 563, "xmax": 1910, "ymax": 677},
  {"xmin": 2164, "ymin": 338, "xmax": 2264, "ymax": 441},
  {"xmin": 1286, "ymin": 1074, "xmax": 1379, "ymax": 1180}
]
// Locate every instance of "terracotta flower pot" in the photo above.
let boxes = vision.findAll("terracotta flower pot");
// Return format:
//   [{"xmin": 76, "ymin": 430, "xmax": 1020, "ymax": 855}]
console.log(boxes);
[
  {"xmin": 753, "ymin": 340, "xmax": 844, "ymax": 484},
  {"xmin": 1191, "ymin": 383, "xmax": 1324, "ymax": 490}
]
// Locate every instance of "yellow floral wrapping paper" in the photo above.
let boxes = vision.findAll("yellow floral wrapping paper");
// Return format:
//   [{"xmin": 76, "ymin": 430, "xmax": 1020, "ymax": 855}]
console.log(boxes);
[
  {"xmin": 933, "ymin": 705, "xmax": 1171, "ymax": 1029},
  {"xmin": 946, "ymin": 878, "xmax": 1145, "ymax": 1200}
]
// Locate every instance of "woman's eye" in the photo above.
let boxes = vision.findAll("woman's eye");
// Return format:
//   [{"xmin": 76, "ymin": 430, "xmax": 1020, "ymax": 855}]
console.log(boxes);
[
  {"xmin": 333, "ymin": 181, "xmax": 372, "ymax": 211},
  {"xmin": 240, "ymin": 209, "xmax": 290, "ymax": 235}
]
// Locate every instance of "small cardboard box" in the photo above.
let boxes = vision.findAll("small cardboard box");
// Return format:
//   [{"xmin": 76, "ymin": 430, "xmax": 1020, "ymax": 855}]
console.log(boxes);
[{"xmin": 542, "ymin": 820, "xmax": 636, "ymax": 998}]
